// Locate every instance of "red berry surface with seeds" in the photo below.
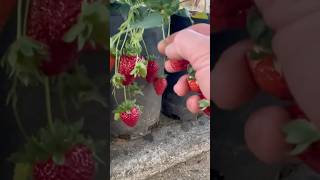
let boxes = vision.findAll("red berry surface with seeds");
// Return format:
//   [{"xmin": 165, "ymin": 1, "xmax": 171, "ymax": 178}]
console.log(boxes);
[
  {"xmin": 114, "ymin": 100, "xmax": 141, "ymax": 127},
  {"xmin": 33, "ymin": 144, "xmax": 95, "ymax": 180},
  {"xmin": 120, "ymin": 107, "xmax": 140, "ymax": 127},
  {"xmin": 187, "ymin": 76, "xmax": 201, "ymax": 93},
  {"xmin": 153, "ymin": 77, "xmax": 167, "ymax": 96},
  {"xmin": 119, "ymin": 55, "xmax": 139, "ymax": 76},
  {"xmin": 27, "ymin": 0, "xmax": 82, "ymax": 76},
  {"xmin": 146, "ymin": 60, "xmax": 159, "ymax": 83},
  {"xmin": 247, "ymin": 54, "xmax": 292, "ymax": 100}
]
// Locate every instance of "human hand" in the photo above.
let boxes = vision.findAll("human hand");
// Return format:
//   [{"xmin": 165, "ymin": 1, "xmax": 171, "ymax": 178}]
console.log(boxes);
[
  {"xmin": 213, "ymin": 0, "xmax": 320, "ymax": 167},
  {"xmin": 157, "ymin": 23, "xmax": 210, "ymax": 114}
]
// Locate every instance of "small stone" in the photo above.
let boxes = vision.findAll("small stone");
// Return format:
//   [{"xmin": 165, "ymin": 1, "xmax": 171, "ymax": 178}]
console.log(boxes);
[{"xmin": 143, "ymin": 133, "xmax": 154, "ymax": 142}]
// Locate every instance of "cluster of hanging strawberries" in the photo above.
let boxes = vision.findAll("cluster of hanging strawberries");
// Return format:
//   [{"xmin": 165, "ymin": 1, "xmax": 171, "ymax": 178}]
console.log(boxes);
[{"xmin": 111, "ymin": 54, "xmax": 167, "ymax": 127}]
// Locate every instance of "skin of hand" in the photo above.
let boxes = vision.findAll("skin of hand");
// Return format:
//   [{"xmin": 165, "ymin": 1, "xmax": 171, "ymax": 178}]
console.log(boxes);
[
  {"xmin": 157, "ymin": 23, "xmax": 210, "ymax": 114},
  {"xmin": 213, "ymin": 0, "xmax": 320, "ymax": 163}
]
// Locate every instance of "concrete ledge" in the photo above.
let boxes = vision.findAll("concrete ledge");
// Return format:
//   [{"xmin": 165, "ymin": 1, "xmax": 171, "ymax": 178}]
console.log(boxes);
[{"xmin": 110, "ymin": 115, "xmax": 210, "ymax": 180}]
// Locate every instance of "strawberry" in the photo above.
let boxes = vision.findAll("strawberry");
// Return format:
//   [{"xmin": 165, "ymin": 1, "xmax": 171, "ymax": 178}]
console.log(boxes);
[
  {"xmin": 283, "ymin": 120, "xmax": 320, "ymax": 173},
  {"xmin": 187, "ymin": 76, "xmax": 201, "ymax": 93},
  {"xmin": 299, "ymin": 142, "xmax": 320, "ymax": 173},
  {"xmin": 247, "ymin": 54, "xmax": 292, "ymax": 100},
  {"xmin": 287, "ymin": 104, "xmax": 306, "ymax": 119},
  {"xmin": 199, "ymin": 95, "xmax": 211, "ymax": 117},
  {"xmin": 110, "ymin": 54, "xmax": 115, "ymax": 72},
  {"xmin": 9, "ymin": 121, "xmax": 98, "ymax": 180},
  {"xmin": 153, "ymin": 77, "xmax": 167, "ymax": 96},
  {"xmin": 187, "ymin": 65, "xmax": 201, "ymax": 93},
  {"xmin": 114, "ymin": 100, "xmax": 141, "ymax": 127},
  {"xmin": 118, "ymin": 55, "xmax": 139, "ymax": 76},
  {"xmin": 26, "ymin": 0, "xmax": 82, "ymax": 76},
  {"xmin": 169, "ymin": 60, "xmax": 190, "ymax": 72},
  {"xmin": 0, "ymin": 0, "xmax": 16, "ymax": 31},
  {"xmin": 146, "ymin": 60, "xmax": 159, "ymax": 83},
  {"xmin": 33, "ymin": 144, "xmax": 95, "ymax": 180},
  {"xmin": 122, "ymin": 75, "xmax": 135, "ymax": 86}
]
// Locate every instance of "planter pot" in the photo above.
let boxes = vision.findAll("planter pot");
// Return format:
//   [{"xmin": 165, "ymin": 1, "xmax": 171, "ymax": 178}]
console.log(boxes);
[
  {"xmin": 110, "ymin": 11, "xmax": 164, "ymax": 138},
  {"xmin": 161, "ymin": 15, "xmax": 210, "ymax": 120}
]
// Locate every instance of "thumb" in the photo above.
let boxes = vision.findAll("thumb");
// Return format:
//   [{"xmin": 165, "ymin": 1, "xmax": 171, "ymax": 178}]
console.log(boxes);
[{"xmin": 164, "ymin": 29, "xmax": 210, "ymax": 71}]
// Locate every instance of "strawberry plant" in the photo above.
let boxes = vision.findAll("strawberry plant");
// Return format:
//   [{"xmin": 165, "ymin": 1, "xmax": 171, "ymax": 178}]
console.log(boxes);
[
  {"xmin": 1, "ymin": 0, "xmax": 108, "ymax": 179},
  {"xmin": 246, "ymin": 7, "xmax": 320, "ymax": 173},
  {"xmin": 110, "ymin": 0, "xmax": 197, "ymax": 127}
]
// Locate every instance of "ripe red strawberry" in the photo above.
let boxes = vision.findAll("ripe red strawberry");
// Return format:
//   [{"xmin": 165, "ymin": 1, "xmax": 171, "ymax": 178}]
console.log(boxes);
[
  {"xmin": 287, "ymin": 104, "xmax": 306, "ymax": 119},
  {"xmin": 33, "ymin": 144, "xmax": 95, "ymax": 180},
  {"xmin": 170, "ymin": 60, "xmax": 190, "ymax": 72},
  {"xmin": 114, "ymin": 100, "xmax": 141, "ymax": 127},
  {"xmin": 118, "ymin": 55, "xmax": 139, "ymax": 76},
  {"xmin": 27, "ymin": 0, "xmax": 82, "ymax": 76},
  {"xmin": 247, "ymin": 54, "xmax": 292, "ymax": 100},
  {"xmin": 146, "ymin": 60, "xmax": 159, "ymax": 83},
  {"xmin": 122, "ymin": 75, "xmax": 135, "ymax": 86},
  {"xmin": 120, "ymin": 106, "xmax": 140, "ymax": 127},
  {"xmin": 187, "ymin": 76, "xmax": 201, "ymax": 93},
  {"xmin": 299, "ymin": 142, "xmax": 320, "ymax": 173},
  {"xmin": 153, "ymin": 77, "xmax": 167, "ymax": 96},
  {"xmin": 110, "ymin": 54, "xmax": 115, "ymax": 72}
]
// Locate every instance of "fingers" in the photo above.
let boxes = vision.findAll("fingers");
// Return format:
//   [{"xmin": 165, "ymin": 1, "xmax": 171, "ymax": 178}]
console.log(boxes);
[
  {"xmin": 158, "ymin": 23, "xmax": 210, "ymax": 54},
  {"xmin": 164, "ymin": 59, "xmax": 190, "ymax": 73},
  {"xmin": 212, "ymin": 40, "xmax": 258, "ymax": 110},
  {"xmin": 245, "ymin": 106, "xmax": 295, "ymax": 164},
  {"xmin": 164, "ymin": 29, "xmax": 210, "ymax": 68},
  {"xmin": 186, "ymin": 95, "xmax": 201, "ymax": 113},
  {"xmin": 254, "ymin": 0, "xmax": 320, "ymax": 30},
  {"xmin": 272, "ymin": 11, "xmax": 320, "ymax": 129},
  {"xmin": 173, "ymin": 75, "xmax": 189, "ymax": 96}
]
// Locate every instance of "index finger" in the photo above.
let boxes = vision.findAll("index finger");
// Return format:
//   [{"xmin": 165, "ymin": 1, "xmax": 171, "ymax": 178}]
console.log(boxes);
[{"xmin": 157, "ymin": 23, "xmax": 210, "ymax": 54}]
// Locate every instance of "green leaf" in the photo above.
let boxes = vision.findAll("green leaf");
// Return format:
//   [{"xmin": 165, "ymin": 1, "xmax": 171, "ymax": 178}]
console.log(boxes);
[
  {"xmin": 192, "ymin": 12, "xmax": 208, "ymax": 20},
  {"xmin": 64, "ymin": 22, "xmax": 86, "ymax": 43},
  {"xmin": 283, "ymin": 120, "xmax": 320, "ymax": 144},
  {"xmin": 175, "ymin": 8, "xmax": 191, "ymax": 18},
  {"xmin": 290, "ymin": 143, "xmax": 311, "ymax": 156},
  {"xmin": 13, "ymin": 163, "xmax": 32, "ymax": 180},
  {"xmin": 199, "ymin": 99, "xmax": 210, "ymax": 110},
  {"xmin": 52, "ymin": 153, "xmax": 65, "ymax": 165},
  {"xmin": 130, "ymin": 12, "xmax": 163, "ymax": 29},
  {"xmin": 114, "ymin": 112, "xmax": 120, "ymax": 121}
]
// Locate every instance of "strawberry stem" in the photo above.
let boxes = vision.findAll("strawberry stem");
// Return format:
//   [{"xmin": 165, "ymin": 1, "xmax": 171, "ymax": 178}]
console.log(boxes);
[
  {"xmin": 161, "ymin": 23, "xmax": 166, "ymax": 40},
  {"xmin": 11, "ymin": 78, "xmax": 28, "ymax": 139},
  {"xmin": 17, "ymin": 0, "xmax": 22, "ymax": 38},
  {"xmin": 58, "ymin": 76, "xmax": 68, "ymax": 122},
  {"xmin": 23, "ymin": 0, "xmax": 30, "ymax": 35},
  {"xmin": 44, "ymin": 77, "xmax": 54, "ymax": 133},
  {"xmin": 167, "ymin": 17, "xmax": 171, "ymax": 37},
  {"xmin": 142, "ymin": 38, "xmax": 149, "ymax": 57}
]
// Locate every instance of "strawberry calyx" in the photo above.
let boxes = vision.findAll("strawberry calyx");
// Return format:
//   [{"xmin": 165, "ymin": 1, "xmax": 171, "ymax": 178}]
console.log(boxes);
[
  {"xmin": 111, "ymin": 73, "xmax": 125, "ymax": 88},
  {"xmin": 63, "ymin": 1, "xmax": 108, "ymax": 51},
  {"xmin": 9, "ymin": 120, "xmax": 95, "ymax": 168},
  {"xmin": 113, "ymin": 100, "xmax": 142, "ymax": 121},
  {"xmin": 199, "ymin": 99, "xmax": 210, "ymax": 111},
  {"xmin": 130, "ymin": 57, "xmax": 147, "ymax": 78},
  {"xmin": 1, "ymin": 36, "xmax": 48, "ymax": 86},
  {"xmin": 283, "ymin": 119, "xmax": 320, "ymax": 155},
  {"xmin": 246, "ymin": 7, "xmax": 274, "ymax": 53}
]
